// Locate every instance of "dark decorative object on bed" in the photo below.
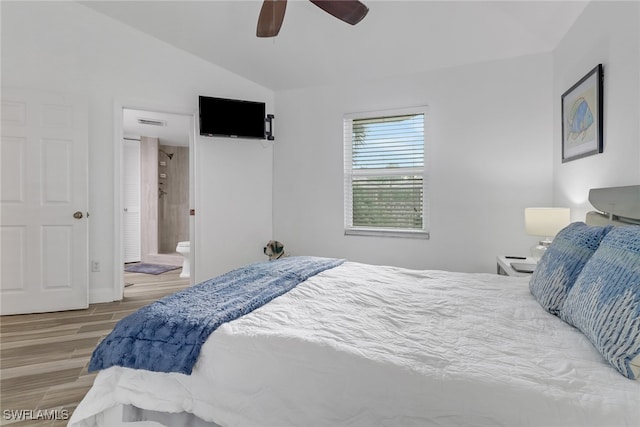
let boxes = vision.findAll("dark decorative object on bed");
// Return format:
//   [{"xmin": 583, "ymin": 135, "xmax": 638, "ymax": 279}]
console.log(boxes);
[{"xmin": 561, "ymin": 64, "xmax": 603, "ymax": 163}]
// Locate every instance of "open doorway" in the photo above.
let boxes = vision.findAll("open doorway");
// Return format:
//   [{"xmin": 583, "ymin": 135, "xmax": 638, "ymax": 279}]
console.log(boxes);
[{"xmin": 119, "ymin": 107, "xmax": 195, "ymax": 295}]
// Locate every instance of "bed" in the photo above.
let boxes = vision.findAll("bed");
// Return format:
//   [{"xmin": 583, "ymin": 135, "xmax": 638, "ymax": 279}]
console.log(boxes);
[{"xmin": 70, "ymin": 187, "xmax": 640, "ymax": 427}]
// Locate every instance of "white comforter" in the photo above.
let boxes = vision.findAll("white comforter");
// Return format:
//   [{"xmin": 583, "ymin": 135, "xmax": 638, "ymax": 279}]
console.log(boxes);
[{"xmin": 70, "ymin": 262, "xmax": 640, "ymax": 427}]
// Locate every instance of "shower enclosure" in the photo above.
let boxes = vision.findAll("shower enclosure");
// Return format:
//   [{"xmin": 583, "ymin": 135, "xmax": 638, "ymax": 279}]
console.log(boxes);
[{"xmin": 138, "ymin": 136, "xmax": 189, "ymax": 266}]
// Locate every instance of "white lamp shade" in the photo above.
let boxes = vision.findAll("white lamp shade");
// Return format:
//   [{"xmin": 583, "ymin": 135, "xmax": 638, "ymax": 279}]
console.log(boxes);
[{"xmin": 525, "ymin": 208, "xmax": 571, "ymax": 237}]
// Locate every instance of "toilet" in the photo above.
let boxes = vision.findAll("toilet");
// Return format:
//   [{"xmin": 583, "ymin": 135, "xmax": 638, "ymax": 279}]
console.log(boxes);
[{"xmin": 176, "ymin": 241, "xmax": 190, "ymax": 278}]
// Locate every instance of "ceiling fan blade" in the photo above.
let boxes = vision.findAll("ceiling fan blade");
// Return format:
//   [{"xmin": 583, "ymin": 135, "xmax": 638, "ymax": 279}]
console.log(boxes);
[
  {"xmin": 257, "ymin": 0, "xmax": 288, "ymax": 37},
  {"xmin": 309, "ymin": 0, "xmax": 369, "ymax": 26}
]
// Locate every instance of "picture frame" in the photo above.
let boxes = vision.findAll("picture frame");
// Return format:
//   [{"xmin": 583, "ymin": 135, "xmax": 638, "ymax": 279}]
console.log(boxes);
[{"xmin": 561, "ymin": 64, "xmax": 603, "ymax": 163}]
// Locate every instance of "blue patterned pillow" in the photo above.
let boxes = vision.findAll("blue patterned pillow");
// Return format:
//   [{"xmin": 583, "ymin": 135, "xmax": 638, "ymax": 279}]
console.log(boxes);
[
  {"xmin": 560, "ymin": 225, "xmax": 640, "ymax": 379},
  {"xmin": 529, "ymin": 222, "xmax": 613, "ymax": 316}
]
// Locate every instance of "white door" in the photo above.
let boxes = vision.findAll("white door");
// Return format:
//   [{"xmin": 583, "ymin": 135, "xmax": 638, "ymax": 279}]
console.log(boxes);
[
  {"xmin": 1, "ymin": 88, "xmax": 89, "ymax": 315},
  {"xmin": 123, "ymin": 139, "xmax": 141, "ymax": 263}
]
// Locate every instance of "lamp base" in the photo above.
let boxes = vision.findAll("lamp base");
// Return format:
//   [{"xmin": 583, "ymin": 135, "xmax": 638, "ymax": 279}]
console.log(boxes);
[{"xmin": 531, "ymin": 238, "xmax": 553, "ymax": 261}]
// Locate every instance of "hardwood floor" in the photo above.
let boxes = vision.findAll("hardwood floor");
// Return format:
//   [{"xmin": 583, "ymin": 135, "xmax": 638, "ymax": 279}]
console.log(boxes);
[{"xmin": 0, "ymin": 269, "xmax": 190, "ymax": 426}]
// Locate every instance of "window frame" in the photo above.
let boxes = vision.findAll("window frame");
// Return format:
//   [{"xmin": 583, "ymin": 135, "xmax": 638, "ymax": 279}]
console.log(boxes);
[{"xmin": 343, "ymin": 106, "xmax": 429, "ymax": 239}]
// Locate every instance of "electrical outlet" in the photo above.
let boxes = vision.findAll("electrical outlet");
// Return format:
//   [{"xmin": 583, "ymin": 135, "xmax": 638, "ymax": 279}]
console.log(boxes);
[{"xmin": 92, "ymin": 261, "xmax": 100, "ymax": 272}]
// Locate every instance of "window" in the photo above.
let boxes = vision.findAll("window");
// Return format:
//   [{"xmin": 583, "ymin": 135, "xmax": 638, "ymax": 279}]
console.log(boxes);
[{"xmin": 344, "ymin": 107, "xmax": 429, "ymax": 238}]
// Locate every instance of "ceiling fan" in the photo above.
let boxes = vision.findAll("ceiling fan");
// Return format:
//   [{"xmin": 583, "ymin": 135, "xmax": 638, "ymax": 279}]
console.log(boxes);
[{"xmin": 257, "ymin": 0, "xmax": 369, "ymax": 37}]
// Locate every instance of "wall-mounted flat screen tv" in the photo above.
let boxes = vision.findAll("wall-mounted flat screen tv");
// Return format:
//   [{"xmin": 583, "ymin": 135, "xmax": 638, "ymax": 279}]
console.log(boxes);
[{"xmin": 199, "ymin": 96, "xmax": 266, "ymax": 139}]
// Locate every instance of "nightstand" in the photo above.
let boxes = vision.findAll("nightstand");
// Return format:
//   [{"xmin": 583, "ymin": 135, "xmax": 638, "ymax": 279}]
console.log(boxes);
[{"xmin": 496, "ymin": 256, "xmax": 537, "ymax": 277}]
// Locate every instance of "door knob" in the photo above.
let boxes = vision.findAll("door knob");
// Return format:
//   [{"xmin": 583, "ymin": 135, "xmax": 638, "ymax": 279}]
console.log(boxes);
[{"xmin": 73, "ymin": 211, "xmax": 83, "ymax": 219}]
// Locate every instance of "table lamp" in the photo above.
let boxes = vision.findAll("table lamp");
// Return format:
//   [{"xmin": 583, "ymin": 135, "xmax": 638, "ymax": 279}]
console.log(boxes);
[{"xmin": 525, "ymin": 207, "xmax": 571, "ymax": 260}]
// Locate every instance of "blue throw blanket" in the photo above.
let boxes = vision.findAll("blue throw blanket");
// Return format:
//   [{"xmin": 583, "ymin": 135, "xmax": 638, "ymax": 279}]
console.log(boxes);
[{"xmin": 89, "ymin": 256, "xmax": 344, "ymax": 374}]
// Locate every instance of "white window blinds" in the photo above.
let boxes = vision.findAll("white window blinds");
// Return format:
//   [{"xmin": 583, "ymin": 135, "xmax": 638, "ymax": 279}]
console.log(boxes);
[{"xmin": 344, "ymin": 107, "xmax": 429, "ymax": 238}]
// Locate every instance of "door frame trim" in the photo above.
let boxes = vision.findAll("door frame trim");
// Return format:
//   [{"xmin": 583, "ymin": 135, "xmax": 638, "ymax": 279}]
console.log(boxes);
[{"xmin": 112, "ymin": 99, "xmax": 197, "ymax": 301}]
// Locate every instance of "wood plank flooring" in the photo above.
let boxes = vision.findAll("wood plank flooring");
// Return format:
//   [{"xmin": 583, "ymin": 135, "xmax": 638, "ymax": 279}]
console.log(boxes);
[{"xmin": 0, "ymin": 269, "xmax": 190, "ymax": 426}]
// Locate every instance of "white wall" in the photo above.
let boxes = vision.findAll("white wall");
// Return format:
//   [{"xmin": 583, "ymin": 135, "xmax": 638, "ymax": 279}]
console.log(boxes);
[
  {"xmin": 1, "ymin": 2, "xmax": 274, "ymax": 301},
  {"xmin": 553, "ymin": 1, "xmax": 640, "ymax": 220},
  {"xmin": 273, "ymin": 54, "xmax": 554, "ymax": 273},
  {"xmin": 7, "ymin": 2, "xmax": 633, "ymax": 293}
]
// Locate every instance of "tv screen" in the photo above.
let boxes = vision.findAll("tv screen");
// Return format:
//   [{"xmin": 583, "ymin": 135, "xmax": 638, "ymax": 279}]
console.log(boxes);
[{"xmin": 199, "ymin": 96, "xmax": 266, "ymax": 139}]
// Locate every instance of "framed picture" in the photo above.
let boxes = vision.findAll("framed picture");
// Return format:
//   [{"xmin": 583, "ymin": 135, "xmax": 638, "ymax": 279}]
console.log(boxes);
[{"xmin": 561, "ymin": 64, "xmax": 603, "ymax": 163}]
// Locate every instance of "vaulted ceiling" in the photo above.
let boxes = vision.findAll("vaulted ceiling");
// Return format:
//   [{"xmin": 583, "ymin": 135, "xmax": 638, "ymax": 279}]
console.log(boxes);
[{"xmin": 81, "ymin": 1, "xmax": 588, "ymax": 92}]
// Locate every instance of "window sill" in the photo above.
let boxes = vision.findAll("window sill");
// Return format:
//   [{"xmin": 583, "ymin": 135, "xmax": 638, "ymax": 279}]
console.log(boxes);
[{"xmin": 344, "ymin": 228, "xmax": 430, "ymax": 239}]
